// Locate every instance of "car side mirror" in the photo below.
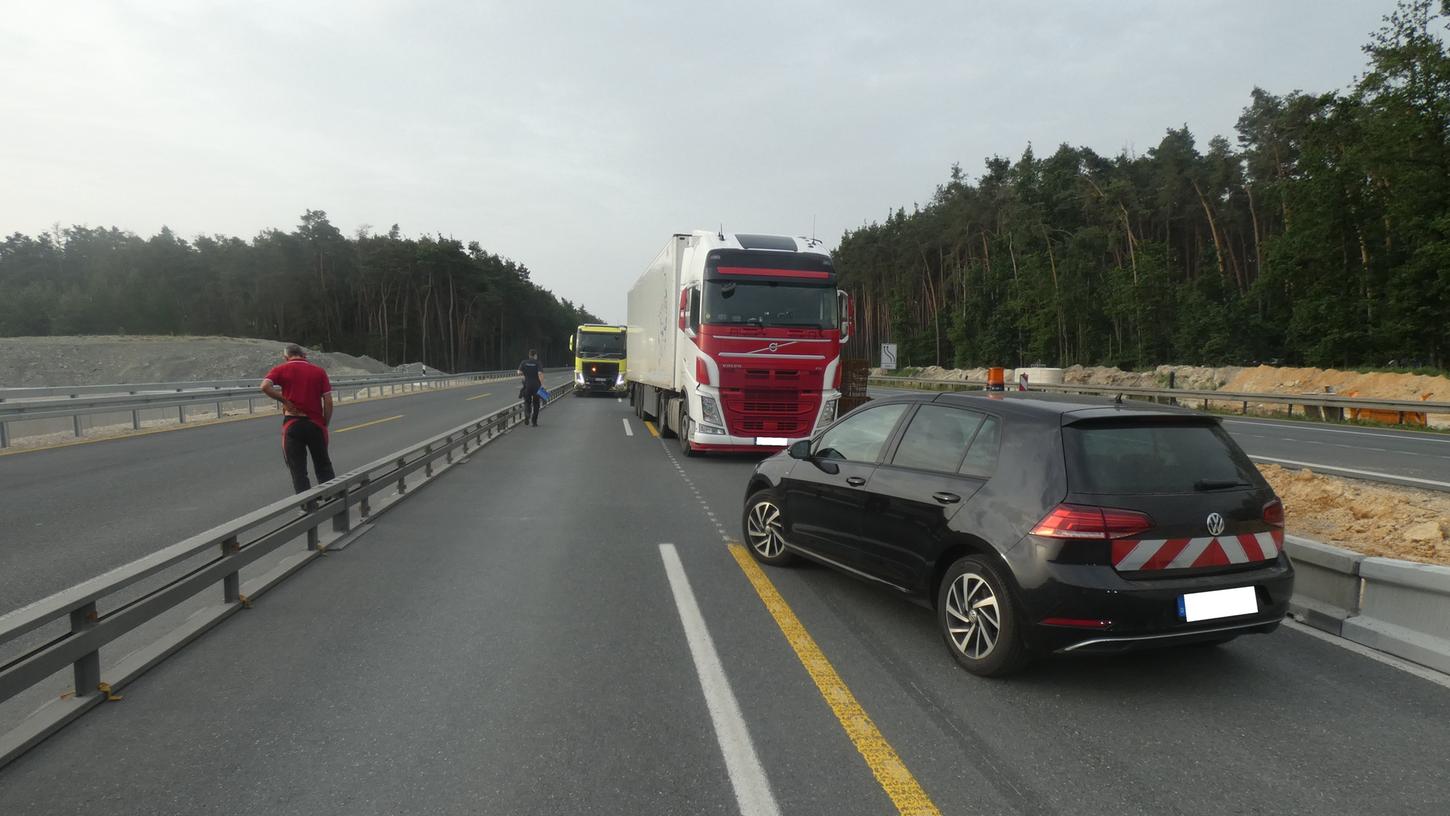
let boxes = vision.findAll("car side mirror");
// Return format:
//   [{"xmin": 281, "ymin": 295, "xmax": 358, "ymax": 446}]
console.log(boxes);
[{"xmin": 788, "ymin": 439, "xmax": 812, "ymax": 460}]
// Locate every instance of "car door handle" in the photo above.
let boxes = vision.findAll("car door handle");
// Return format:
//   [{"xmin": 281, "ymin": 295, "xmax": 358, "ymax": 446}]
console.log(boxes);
[
  {"xmin": 846, "ymin": 476, "xmax": 867, "ymax": 487},
  {"xmin": 932, "ymin": 492, "xmax": 961, "ymax": 504}
]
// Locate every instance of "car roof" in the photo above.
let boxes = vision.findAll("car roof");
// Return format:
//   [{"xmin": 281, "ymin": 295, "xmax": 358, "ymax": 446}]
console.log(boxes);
[{"xmin": 869, "ymin": 389, "xmax": 1208, "ymax": 424}]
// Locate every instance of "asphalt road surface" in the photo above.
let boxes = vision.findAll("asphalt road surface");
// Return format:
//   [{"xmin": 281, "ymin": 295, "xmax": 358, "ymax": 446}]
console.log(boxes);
[
  {"xmin": 1, "ymin": 395, "xmax": 1446, "ymax": 815},
  {"xmin": 0, "ymin": 376, "xmax": 570, "ymax": 614},
  {"xmin": 870, "ymin": 385, "xmax": 1450, "ymax": 489}
]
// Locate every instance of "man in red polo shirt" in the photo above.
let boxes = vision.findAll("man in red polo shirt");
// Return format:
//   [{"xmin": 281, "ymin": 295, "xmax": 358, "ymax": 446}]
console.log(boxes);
[{"xmin": 260, "ymin": 344, "xmax": 336, "ymax": 493}]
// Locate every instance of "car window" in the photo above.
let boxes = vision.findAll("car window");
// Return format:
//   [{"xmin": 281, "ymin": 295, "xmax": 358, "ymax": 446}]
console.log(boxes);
[
  {"xmin": 1063, "ymin": 420, "xmax": 1260, "ymax": 494},
  {"xmin": 814, "ymin": 403, "xmax": 909, "ymax": 463},
  {"xmin": 891, "ymin": 405, "xmax": 985, "ymax": 473},
  {"xmin": 957, "ymin": 415, "xmax": 1001, "ymax": 478}
]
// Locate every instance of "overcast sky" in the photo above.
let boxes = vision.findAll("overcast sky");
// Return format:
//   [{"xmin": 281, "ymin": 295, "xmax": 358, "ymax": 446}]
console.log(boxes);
[{"xmin": 2, "ymin": 1, "xmax": 1391, "ymax": 323}]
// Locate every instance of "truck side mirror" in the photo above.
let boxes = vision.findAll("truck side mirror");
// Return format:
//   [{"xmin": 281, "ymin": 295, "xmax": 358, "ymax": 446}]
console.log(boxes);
[
  {"xmin": 837, "ymin": 290, "xmax": 853, "ymax": 344},
  {"xmin": 788, "ymin": 439, "xmax": 812, "ymax": 460}
]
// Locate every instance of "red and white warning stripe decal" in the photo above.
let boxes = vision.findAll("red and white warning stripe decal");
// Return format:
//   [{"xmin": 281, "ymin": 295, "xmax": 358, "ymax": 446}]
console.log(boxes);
[{"xmin": 1111, "ymin": 530, "xmax": 1284, "ymax": 572}]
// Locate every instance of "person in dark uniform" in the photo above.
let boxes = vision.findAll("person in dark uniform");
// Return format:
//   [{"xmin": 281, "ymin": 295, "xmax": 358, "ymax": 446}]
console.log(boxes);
[
  {"xmin": 518, "ymin": 349, "xmax": 543, "ymax": 426},
  {"xmin": 260, "ymin": 344, "xmax": 336, "ymax": 493}
]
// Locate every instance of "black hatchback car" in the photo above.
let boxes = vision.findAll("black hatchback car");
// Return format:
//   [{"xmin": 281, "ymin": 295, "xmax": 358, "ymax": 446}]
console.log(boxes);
[{"xmin": 741, "ymin": 391, "xmax": 1294, "ymax": 676}]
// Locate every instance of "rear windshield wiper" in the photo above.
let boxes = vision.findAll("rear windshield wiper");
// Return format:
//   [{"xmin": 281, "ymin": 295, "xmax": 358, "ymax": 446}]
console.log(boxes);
[{"xmin": 1194, "ymin": 479, "xmax": 1251, "ymax": 491}]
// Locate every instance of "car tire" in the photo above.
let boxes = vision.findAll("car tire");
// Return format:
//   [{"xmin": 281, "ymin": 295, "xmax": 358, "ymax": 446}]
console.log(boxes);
[
  {"xmin": 743, "ymin": 490, "xmax": 796, "ymax": 566},
  {"xmin": 937, "ymin": 556, "xmax": 1029, "ymax": 677}
]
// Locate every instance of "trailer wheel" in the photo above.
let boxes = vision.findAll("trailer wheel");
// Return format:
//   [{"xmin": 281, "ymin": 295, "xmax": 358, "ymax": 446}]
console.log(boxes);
[{"xmin": 658, "ymin": 395, "xmax": 677, "ymax": 439}]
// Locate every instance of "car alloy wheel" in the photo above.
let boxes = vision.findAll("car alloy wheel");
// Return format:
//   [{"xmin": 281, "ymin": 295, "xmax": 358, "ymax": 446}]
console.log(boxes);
[
  {"xmin": 747, "ymin": 501, "xmax": 784, "ymax": 557},
  {"xmin": 742, "ymin": 491, "xmax": 796, "ymax": 566},
  {"xmin": 944, "ymin": 572, "xmax": 1000, "ymax": 660},
  {"xmin": 937, "ymin": 556, "xmax": 1027, "ymax": 676}
]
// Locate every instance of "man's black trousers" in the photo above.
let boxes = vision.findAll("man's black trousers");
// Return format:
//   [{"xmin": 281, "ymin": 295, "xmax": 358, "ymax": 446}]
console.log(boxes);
[
  {"xmin": 523, "ymin": 392, "xmax": 542, "ymax": 424},
  {"xmin": 282, "ymin": 416, "xmax": 335, "ymax": 493}
]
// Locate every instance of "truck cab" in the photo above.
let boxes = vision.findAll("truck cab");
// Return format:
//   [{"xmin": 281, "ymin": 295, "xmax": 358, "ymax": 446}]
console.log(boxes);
[
  {"xmin": 627, "ymin": 231, "xmax": 853, "ymax": 455},
  {"xmin": 571, "ymin": 324, "xmax": 628, "ymax": 396}
]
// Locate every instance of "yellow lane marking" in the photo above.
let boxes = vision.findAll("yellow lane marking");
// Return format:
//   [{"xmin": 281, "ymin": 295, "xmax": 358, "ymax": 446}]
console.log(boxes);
[
  {"xmin": 465, "ymin": 392, "xmax": 494, "ymax": 401},
  {"xmin": 726, "ymin": 542, "xmax": 941, "ymax": 816},
  {"xmin": 644, "ymin": 420, "xmax": 661, "ymax": 438},
  {"xmin": 333, "ymin": 414, "xmax": 403, "ymax": 434}
]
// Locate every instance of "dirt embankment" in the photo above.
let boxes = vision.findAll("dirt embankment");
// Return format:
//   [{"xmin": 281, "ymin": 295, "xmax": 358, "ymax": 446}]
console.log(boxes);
[
  {"xmin": 1259, "ymin": 465, "xmax": 1450, "ymax": 566},
  {"xmin": 885, "ymin": 362, "xmax": 1450, "ymax": 402},
  {"xmin": 0, "ymin": 335, "xmax": 429, "ymax": 387}
]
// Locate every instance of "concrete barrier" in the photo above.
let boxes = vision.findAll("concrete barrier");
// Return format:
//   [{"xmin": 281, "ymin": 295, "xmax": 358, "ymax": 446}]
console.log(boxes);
[
  {"xmin": 1342, "ymin": 558, "xmax": 1450, "ymax": 675},
  {"xmin": 1283, "ymin": 535, "xmax": 1365, "ymax": 636}
]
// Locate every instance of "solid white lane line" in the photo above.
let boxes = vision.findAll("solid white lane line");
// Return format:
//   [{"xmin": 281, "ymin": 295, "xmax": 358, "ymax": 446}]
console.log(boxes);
[
  {"xmin": 1223, "ymin": 418, "xmax": 1450, "ymax": 444},
  {"xmin": 622, "ymin": 417, "xmax": 634, "ymax": 437},
  {"xmin": 1249, "ymin": 455, "xmax": 1450, "ymax": 488},
  {"xmin": 659, "ymin": 544, "xmax": 781, "ymax": 816},
  {"xmin": 1284, "ymin": 620, "xmax": 1450, "ymax": 691}
]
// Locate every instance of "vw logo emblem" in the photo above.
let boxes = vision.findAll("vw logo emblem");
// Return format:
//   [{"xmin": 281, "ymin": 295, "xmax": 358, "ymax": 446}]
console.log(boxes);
[
  {"xmin": 1206, "ymin": 512, "xmax": 1225, "ymax": 536},
  {"xmin": 768, "ymin": 342, "xmax": 779, "ymax": 351}
]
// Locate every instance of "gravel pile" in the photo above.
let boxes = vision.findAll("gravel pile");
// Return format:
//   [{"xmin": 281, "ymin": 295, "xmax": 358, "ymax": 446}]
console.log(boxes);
[{"xmin": 0, "ymin": 335, "xmax": 432, "ymax": 387}]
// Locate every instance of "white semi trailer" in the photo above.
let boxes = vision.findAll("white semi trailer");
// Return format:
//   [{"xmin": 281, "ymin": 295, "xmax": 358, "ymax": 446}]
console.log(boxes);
[{"xmin": 626, "ymin": 231, "xmax": 852, "ymax": 456}]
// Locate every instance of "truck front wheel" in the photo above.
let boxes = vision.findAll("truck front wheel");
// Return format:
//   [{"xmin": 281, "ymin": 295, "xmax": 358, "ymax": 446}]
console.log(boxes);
[{"xmin": 680, "ymin": 414, "xmax": 696, "ymax": 457}]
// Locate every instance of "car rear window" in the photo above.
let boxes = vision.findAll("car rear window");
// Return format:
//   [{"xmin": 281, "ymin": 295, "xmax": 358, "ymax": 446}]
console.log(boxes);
[{"xmin": 1063, "ymin": 420, "xmax": 1260, "ymax": 495}]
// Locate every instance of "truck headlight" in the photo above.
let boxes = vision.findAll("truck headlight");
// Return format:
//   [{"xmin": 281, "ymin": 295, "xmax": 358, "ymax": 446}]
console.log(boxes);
[
  {"xmin": 615, "ymin": 372, "xmax": 626, "ymax": 386},
  {"xmin": 575, "ymin": 371, "xmax": 585, "ymax": 384},
  {"xmin": 819, "ymin": 398, "xmax": 839, "ymax": 425},
  {"xmin": 700, "ymin": 394, "xmax": 723, "ymax": 426}
]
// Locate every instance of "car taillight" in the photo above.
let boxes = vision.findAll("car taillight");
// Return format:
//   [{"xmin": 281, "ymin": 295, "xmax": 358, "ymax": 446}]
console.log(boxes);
[
  {"xmin": 1263, "ymin": 498, "xmax": 1285, "ymax": 528},
  {"xmin": 1031, "ymin": 504, "xmax": 1153, "ymax": 540}
]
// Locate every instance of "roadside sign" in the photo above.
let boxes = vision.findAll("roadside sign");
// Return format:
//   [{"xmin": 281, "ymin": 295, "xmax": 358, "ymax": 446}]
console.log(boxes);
[{"xmin": 880, "ymin": 343, "xmax": 898, "ymax": 370}]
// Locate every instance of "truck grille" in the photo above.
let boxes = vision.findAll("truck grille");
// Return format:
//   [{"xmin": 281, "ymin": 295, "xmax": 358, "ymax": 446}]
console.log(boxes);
[
  {"xmin": 721, "ymin": 387, "xmax": 819, "ymax": 437},
  {"xmin": 743, "ymin": 369, "xmax": 802, "ymax": 384},
  {"xmin": 582, "ymin": 361, "xmax": 618, "ymax": 385}
]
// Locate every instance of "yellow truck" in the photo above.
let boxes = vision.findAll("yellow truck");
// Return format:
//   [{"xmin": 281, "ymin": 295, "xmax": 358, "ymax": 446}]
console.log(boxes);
[{"xmin": 570, "ymin": 324, "xmax": 627, "ymax": 396}]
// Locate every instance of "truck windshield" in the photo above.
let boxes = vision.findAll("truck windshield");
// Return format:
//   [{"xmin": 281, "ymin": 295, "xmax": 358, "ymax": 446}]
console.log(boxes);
[
  {"xmin": 577, "ymin": 332, "xmax": 625, "ymax": 358},
  {"xmin": 703, "ymin": 281, "xmax": 838, "ymax": 328}
]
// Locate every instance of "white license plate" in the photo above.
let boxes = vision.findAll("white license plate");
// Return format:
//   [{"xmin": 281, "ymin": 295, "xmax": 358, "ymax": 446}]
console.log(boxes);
[
  {"xmin": 756, "ymin": 437, "xmax": 789, "ymax": 446},
  {"xmin": 1179, "ymin": 586, "xmax": 1258, "ymax": 622}
]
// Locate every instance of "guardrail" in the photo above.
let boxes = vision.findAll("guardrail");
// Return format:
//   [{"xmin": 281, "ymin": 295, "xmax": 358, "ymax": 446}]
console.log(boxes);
[
  {"xmin": 1342, "ymin": 558, "xmax": 1450, "ymax": 674},
  {"xmin": 0, "ymin": 369, "xmax": 566, "ymax": 449},
  {"xmin": 1283, "ymin": 536, "xmax": 1365, "ymax": 635},
  {"xmin": 0, "ymin": 370, "xmax": 455, "ymax": 401},
  {"xmin": 1283, "ymin": 536, "xmax": 1450, "ymax": 674},
  {"xmin": 0, "ymin": 380, "xmax": 573, "ymax": 767},
  {"xmin": 868, "ymin": 375, "xmax": 1450, "ymax": 421}
]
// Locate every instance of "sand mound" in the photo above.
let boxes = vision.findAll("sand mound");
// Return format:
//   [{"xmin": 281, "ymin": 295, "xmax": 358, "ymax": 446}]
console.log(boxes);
[
  {"xmin": 878, "ymin": 362, "xmax": 1450, "ymax": 424},
  {"xmin": 1258, "ymin": 464, "xmax": 1450, "ymax": 565},
  {"xmin": 0, "ymin": 336, "xmax": 416, "ymax": 387},
  {"xmin": 1225, "ymin": 365, "xmax": 1449, "ymax": 402}
]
